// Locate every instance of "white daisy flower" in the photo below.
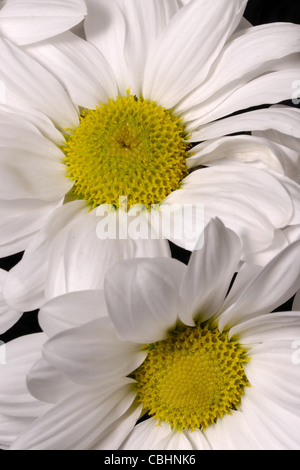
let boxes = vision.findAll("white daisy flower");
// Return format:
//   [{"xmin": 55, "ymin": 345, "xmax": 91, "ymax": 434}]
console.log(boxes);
[
  {"xmin": 0, "ymin": 0, "xmax": 87, "ymax": 45},
  {"xmin": 5, "ymin": 219, "xmax": 300, "ymax": 450},
  {"xmin": 0, "ymin": 0, "xmax": 299, "ymax": 256}
]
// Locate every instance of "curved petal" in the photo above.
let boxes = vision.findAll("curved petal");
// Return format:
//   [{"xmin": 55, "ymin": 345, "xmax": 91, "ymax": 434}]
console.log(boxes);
[
  {"xmin": 105, "ymin": 257, "xmax": 186, "ymax": 343},
  {"xmin": 189, "ymin": 106, "xmax": 300, "ymax": 141},
  {"xmin": 240, "ymin": 387, "xmax": 300, "ymax": 450},
  {"xmin": 178, "ymin": 23, "xmax": 300, "ymax": 116},
  {"xmin": 165, "ymin": 165, "xmax": 293, "ymax": 258},
  {"xmin": 187, "ymin": 135, "xmax": 284, "ymax": 175},
  {"xmin": 39, "ymin": 290, "xmax": 108, "ymax": 338},
  {"xmin": 3, "ymin": 201, "xmax": 88, "ymax": 312},
  {"xmin": 189, "ymin": 69, "xmax": 300, "ymax": 129},
  {"xmin": 0, "ymin": 38, "xmax": 79, "ymax": 130},
  {"xmin": 43, "ymin": 318, "xmax": 146, "ymax": 386},
  {"xmin": 204, "ymin": 410, "xmax": 263, "ymax": 450},
  {"xmin": 4, "ymin": 202, "xmax": 171, "ymax": 313},
  {"xmin": 218, "ymin": 240, "xmax": 300, "ymax": 330},
  {"xmin": 143, "ymin": 0, "xmax": 247, "ymax": 107},
  {"xmin": 84, "ymin": 0, "xmax": 180, "ymax": 96},
  {"xmin": 11, "ymin": 383, "xmax": 136, "ymax": 450},
  {"xmin": 27, "ymin": 358, "xmax": 79, "ymax": 404},
  {"xmin": 0, "ymin": 198, "xmax": 62, "ymax": 258},
  {"xmin": 0, "ymin": 334, "xmax": 51, "ymax": 419},
  {"xmin": 122, "ymin": 418, "xmax": 188, "ymax": 450},
  {"xmin": 24, "ymin": 31, "xmax": 118, "ymax": 109},
  {"xmin": 179, "ymin": 219, "xmax": 242, "ymax": 326},
  {"xmin": 0, "ymin": 0, "xmax": 87, "ymax": 45}
]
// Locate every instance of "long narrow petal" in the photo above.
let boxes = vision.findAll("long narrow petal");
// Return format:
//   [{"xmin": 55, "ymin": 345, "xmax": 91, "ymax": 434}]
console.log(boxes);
[
  {"xmin": 177, "ymin": 23, "xmax": 300, "ymax": 116},
  {"xmin": 24, "ymin": 32, "xmax": 118, "ymax": 109},
  {"xmin": 143, "ymin": 0, "xmax": 247, "ymax": 107},
  {"xmin": 39, "ymin": 290, "xmax": 108, "ymax": 338},
  {"xmin": 189, "ymin": 106, "xmax": 300, "ymax": 141},
  {"xmin": 84, "ymin": 0, "xmax": 179, "ymax": 96},
  {"xmin": 218, "ymin": 240, "xmax": 300, "ymax": 330},
  {"xmin": 189, "ymin": 69, "xmax": 300, "ymax": 129},
  {"xmin": 179, "ymin": 219, "xmax": 241, "ymax": 326},
  {"xmin": 11, "ymin": 383, "xmax": 136, "ymax": 450},
  {"xmin": 0, "ymin": 0, "xmax": 87, "ymax": 45},
  {"xmin": 105, "ymin": 257, "xmax": 186, "ymax": 343},
  {"xmin": 43, "ymin": 318, "xmax": 146, "ymax": 386},
  {"xmin": 0, "ymin": 38, "xmax": 79, "ymax": 130},
  {"xmin": 0, "ymin": 334, "xmax": 51, "ymax": 419}
]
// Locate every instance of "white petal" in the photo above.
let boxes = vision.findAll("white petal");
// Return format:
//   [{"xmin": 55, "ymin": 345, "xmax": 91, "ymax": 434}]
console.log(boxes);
[
  {"xmin": 178, "ymin": 23, "xmax": 300, "ymax": 117},
  {"xmin": 92, "ymin": 404, "xmax": 142, "ymax": 450},
  {"xmin": 165, "ymin": 165, "xmax": 292, "ymax": 258},
  {"xmin": 3, "ymin": 201, "xmax": 88, "ymax": 312},
  {"xmin": 105, "ymin": 257, "xmax": 186, "ymax": 343},
  {"xmin": 84, "ymin": 0, "xmax": 179, "ymax": 96},
  {"xmin": 189, "ymin": 70, "xmax": 300, "ymax": 129},
  {"xmin": 11, "ymin": 383, "xmax": 136, "ymax": 450},
  {"xmin": 24, "ymin": 31, "xmax": 118, "ymax": 109},
  {"xmin": 0, "ymin": 113, "xmax": 72, "ymax": 201},
  {"xmin": 179, "ymin": 219, "xmax": 242, "ymax": 326},
  {"xmin": 244, "ymin": 340, "xmax": 300, "ymax": 416},
  {"xmin": 27, "ymin": 358, "xmax": 81, "ymax": 404},
  {"xmin": 39, "ymin": 290, "xmax": 108, "ymax": 338},
  {"xmin": 0, "ymin": 414, "xmax": 34, "ymax": 450},
  {"xmin": 230, "ymin": 312, "xmax": 300, "ymax": 344},
  {"xmin": 187, "ymin": 135, "xmax": 284, "ymax": 175},
  {"xmin": 0, "ymin": 104, "xmax": 65, "ymax": 145},
  {"xmin": 0, "ymin": 268, "xmax": 21, "ymax": 333},
  {"xmin": 0, "ymin": 0, "xmax": 87, "ymax": 45},
  {"xmin": 190, "ymin": 106, "xmax": 300, "ymax": 141},
  {"xmin": 240, "ymin": 387, "xmax": 300, "ymax": 450},
  {"xmin": 143, "ymin": 0, "xmax": 247, "ymax": 107},
  {"xmin": 122, "ymin": 418, "xmax": 176, "ymax": 450},
  {"xmin": 219, "ymin": 240, "xmax": 300, "ymax": 330},
  {"xmin": 204, "ymin": 410, "xmax": 262, "ymax": 450},
  {"xmin": 45, "ymin": 208, "xmax": 171, "ymax": 301},
  {"xmin": 0, "ymin": 198, "xmax": 62, "ymax": 258},
  {"xmin": 0, "ymin": 38, "xmax": 79, "ymax": 130},
  {"xmin": 43, "ymin": 318, "xmax": 146, "ymax": 386},
  {"xmin": 0, "ymin": 334, "xmax": 51, "ymax": 418}
]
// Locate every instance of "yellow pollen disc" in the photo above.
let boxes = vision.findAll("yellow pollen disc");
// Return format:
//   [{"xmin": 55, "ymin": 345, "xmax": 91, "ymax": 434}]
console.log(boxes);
[
  {"xmin": 61, "ymin": 95, "xmax": 189, "ymax": 209},
  {"xmin": 132, "ymin": 323, "xmax": 250, "ymax": 431}
]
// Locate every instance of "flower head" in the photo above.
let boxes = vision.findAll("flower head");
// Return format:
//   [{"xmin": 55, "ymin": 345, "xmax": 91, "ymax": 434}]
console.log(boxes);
[{"xmin": 6, "ymin": 219, "xmax": 300, "ymax": 450}]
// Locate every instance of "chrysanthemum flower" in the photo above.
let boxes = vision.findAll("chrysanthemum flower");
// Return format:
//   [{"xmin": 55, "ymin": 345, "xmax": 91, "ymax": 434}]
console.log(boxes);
[
  {"xmin": 0, "ymin": 0, "xmax": 300, "ymax": 261},
  {"xmin": 0, "ymin": 0, "xmax": 87, "ymax": 45},
  {"xmin": 3, "ymin": 219, "xmax": 300, "ymax": 450}
]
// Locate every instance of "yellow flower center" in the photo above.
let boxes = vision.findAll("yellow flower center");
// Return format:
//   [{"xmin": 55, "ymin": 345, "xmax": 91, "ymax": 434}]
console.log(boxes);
[
  {"xmin": 132, "ymin": 322, "xmax": 250, "ymax": 431},
  {"xmin": 62, "ymin": 95, "xmax": 189, "ymax": 209}
]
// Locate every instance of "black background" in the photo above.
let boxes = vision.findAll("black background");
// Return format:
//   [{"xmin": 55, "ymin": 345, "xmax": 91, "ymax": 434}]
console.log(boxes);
[{"xmin": 0, "ymin": 0, "xmax": 300, "ymax": 345}]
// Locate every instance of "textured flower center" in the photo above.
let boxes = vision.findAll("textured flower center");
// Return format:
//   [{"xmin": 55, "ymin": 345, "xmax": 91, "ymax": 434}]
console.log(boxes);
[
  {"xmin": 132, "ymin": 323, "xmax": 250, "ymax": 431},
  {"xmin": 62, "ymin": 95, "xmax": 189, "ymax": 209}
]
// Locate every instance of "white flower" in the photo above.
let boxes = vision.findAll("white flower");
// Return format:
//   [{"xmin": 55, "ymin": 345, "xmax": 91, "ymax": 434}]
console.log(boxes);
[
  {"xmin": 6, "ymin": 219, "xmax": 300, "ymax": 450},
  {"xmin": 0, "ymin": 0, "xmax": 87, "ymax": 45},
  {"xmin": 0, "ymin": 0, "xmax": 299, "ymax": 262}
]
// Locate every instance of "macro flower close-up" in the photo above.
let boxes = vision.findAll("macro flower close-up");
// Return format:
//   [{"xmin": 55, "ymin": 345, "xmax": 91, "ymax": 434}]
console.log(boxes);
[
  {"xmin": 0, "ymin": 0, "xmax": 300, "ymax": 453},
  {"xmin": 1, "ymin": 220, "xmax": 300, "ymax": 450}
]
